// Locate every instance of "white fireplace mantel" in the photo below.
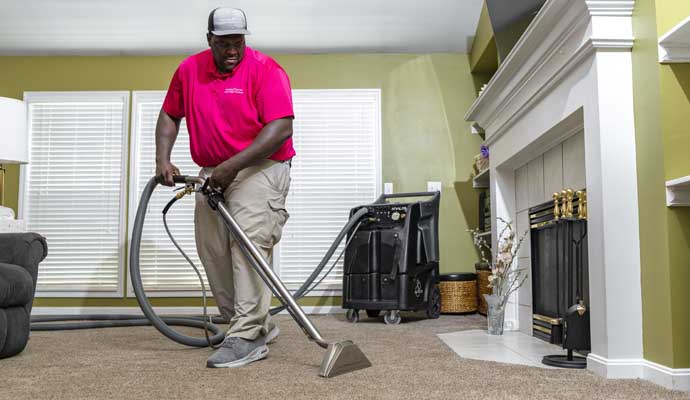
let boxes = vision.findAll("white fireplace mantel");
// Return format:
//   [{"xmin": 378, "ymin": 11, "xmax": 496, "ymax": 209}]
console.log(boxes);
[
  {"xmin": 465, "ymin": 0, "xmax": 634, "ymax": 141},
  {"xmin": 464, "ymin": 0, "xmax": 687, "ymax": 392}
]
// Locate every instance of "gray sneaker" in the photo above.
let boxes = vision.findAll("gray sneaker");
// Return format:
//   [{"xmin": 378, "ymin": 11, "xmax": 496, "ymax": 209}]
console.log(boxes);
[
  {"xmin": 266, "ymin": 326, "xmax": 280, "ymax": 344},
  {"xmin": 206, "ymin": 336, "xmax": 268, "ymax": 368}
]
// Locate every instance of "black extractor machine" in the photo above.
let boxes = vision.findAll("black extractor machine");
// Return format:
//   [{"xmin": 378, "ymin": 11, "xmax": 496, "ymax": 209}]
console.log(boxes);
[{"xmin": 342, "ymin": 192, "xmax": 441, "ymax": 325}]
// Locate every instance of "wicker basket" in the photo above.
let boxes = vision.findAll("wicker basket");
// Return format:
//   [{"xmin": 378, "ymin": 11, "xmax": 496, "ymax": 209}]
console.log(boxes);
[
  {"xmin": 476, "ymin": 270, "xmax": 492, "ymax": 315},
  {"xmin": 439, "ymin": 274, "xmax": 478, "ymax": 314}
]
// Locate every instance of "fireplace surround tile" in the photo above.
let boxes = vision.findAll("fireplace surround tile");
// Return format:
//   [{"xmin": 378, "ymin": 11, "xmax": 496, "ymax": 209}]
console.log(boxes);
[
  {"xmin": 516, "ymin": 210, "xmax": 530, "ymax": 259},
  {"xmin": 544, "ymin": 144, "xmax": 564, "ymax": 199},
  {"xmin": 563, "ymin": 132, "xmax": 586, "ymax": 191},
  {"xmin": 528, "ymin": 157, "xmax": 545, "ymax": 206},
  {"xmin": 517, "ymin": 258, "xmax": 532, "ymax": 307},
  {"xmin": 516, "ymin": 165, "xmax": 529, "ymax": 212}
]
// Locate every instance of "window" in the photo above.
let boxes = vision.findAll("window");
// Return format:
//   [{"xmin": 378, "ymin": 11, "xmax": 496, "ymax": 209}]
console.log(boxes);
[
  {"xmin": 21, "ymin": 92, "xmax": 129, "ymax": 296},
  {"xmin": 22, "ymin": 89, "xmax": 381, "ymax": 297},
  {"xmin": 278, "ymin": 89, "xmax": 381, "ymax": 292},
  {"xmin": 128, "ymin": 91, "xmax": 207, "ymax": 294},
  {"xmin": 129, "ymin": 89, "xmax": 381, "ymax": 295}
]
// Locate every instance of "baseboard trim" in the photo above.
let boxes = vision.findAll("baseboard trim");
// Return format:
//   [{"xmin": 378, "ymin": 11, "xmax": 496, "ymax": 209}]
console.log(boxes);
[
  {"xmin": 32, "ymin": 306, "xmax": 345, "ymax": 316},
  {"xmin": 588, "ymin": 353, "xmax": 690, "ymax": 391},
  {"xmin": 644, "ymin": 360, "xmax": 690, "ymax": 392},
  {"xmin": 587, "ymin": 353, "xmax": 645, "ymax": 379}
]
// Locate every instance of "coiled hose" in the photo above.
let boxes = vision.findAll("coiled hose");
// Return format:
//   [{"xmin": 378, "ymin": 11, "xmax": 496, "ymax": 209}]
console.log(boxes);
[{"xmin": 31, "ymin": 176, "xmax": 368, "ymax": 348}]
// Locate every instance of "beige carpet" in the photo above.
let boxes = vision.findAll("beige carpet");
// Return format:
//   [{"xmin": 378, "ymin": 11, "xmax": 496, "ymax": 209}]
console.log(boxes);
[{"xmin": 1, "ymin": 314, "xmax": 687, "ymax": 400}]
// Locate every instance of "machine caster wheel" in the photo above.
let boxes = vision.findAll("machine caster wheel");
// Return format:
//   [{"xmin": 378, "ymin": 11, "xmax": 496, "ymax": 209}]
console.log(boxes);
[
  {"xmin": 426, "ymin": 285, "xmax": 441, "ymax": 319},
  {"xmin": 346, "ymin": 309, "xmax": 360, "ymax": 323},
  {"xmin": 384, "ymin": 310, "xmax": 401, "ymax": 325},
  {"xmin": 366, "ymin": 310, "xmax": 381, "ymax": 318}
]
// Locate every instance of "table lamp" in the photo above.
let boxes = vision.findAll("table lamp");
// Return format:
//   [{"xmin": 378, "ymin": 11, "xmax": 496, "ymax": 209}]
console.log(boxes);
[{"xmin": 0, "ymin": 96, "xmax": 28, "ymax": 219}]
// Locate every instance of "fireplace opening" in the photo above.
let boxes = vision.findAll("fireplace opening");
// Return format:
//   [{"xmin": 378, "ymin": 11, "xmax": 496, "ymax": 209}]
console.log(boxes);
[{"xmin": 529, "ymin": 189, "xmax": 590, "ymax": 353}]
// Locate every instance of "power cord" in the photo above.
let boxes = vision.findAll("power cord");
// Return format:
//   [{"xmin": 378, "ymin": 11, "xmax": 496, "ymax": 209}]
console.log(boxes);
[{"xmin": 162, "ymin": 192, "xmax": 220, "ymax": 349}]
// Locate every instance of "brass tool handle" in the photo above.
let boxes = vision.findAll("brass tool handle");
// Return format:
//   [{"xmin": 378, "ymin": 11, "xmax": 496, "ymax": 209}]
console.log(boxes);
[
  {"xmin": 577, "ymin": 190, "xmax": 588, "ymax": 220},
  {"xmin": 553, "ymin": 192, "xmax": 561, "ymax": 220}
]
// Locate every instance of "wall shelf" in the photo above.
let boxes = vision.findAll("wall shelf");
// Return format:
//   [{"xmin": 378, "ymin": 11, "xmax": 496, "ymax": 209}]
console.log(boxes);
[
  {"xmin": 658, "ymin": 15, "xmax": 690, "ymax": 63},
  {"xmin": 666, "ymin": 175, "xmax": 690, "ymax": 207},
  {"xmin": 473, "ymin": 168, "xmax": 490, "ymax": 189},
  {"xmin": 471, "ymin": 122, "xmax": 486, "ymax": 140}
]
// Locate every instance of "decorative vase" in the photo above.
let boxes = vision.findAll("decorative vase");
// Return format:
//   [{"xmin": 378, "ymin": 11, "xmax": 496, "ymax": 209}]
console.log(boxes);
[{"xmin": 484, "ymin": 294, "xmax": 505, "ymax": 335}]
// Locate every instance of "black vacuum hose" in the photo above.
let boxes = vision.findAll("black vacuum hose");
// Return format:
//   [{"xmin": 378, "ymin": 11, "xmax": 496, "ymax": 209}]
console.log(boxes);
[
  {"xmin": 128, "ymin": 176, "xmax": 226, "ymax": 346},
  {"xmin": 31, "ymin": 176, "xmax": 368, "ymax": 348}
]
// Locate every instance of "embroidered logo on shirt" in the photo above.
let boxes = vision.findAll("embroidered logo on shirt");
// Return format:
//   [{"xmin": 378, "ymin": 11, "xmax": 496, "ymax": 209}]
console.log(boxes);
[{"xmin": 224, "ymin": 88, "xmax": 244, "ymax": 94}]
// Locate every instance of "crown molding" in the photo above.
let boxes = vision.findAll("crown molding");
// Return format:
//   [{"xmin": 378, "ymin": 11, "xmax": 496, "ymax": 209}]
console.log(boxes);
[
  {"xmin": 585, "ymin": 1, "xmax": 635, "ymax": 16},
  {"xmin": 591, "ymin": 37, "xmax": 635, "ymax": 49},
  {"xmin": 465, "ymin": 0, "xmax": 585, "ymax": 123},
  {"xmin": 465, "ymin": 0, "xmax": 635, "ymax": 142},
  {"xmin": 481, "ymin": 39, "xmax": 594, "ymax": 146}
]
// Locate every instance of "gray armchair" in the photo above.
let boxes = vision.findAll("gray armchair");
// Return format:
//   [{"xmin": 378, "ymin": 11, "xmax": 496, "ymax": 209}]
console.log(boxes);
[{"xmin": 0, "ymin": 232, "xmax": 47, "ymax": 359}]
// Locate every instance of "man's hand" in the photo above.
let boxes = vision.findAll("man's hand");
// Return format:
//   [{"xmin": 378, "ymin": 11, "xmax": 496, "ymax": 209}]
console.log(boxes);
[
  {"xmin": 156, "ymin": 161, "xmax": 181, "ymax": 186},
  {"xmin": 209, "ymin": 162, "xmax": 239, "ymax": 192}
]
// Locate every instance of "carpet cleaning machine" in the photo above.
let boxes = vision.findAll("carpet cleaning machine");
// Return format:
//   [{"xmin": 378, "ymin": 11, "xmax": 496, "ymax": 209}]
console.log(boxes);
[
  {"xmin": 342, "ymin": 192, "xmax": 441, "ymax": 325},
  {"xmin": 31, "ymin": 175, "xmax": 372, "ymax": 378}
]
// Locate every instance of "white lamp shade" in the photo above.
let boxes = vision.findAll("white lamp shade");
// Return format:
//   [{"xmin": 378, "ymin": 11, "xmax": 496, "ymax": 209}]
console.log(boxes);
[{"xmin": 0, "ymin": 97, "xmax": 28, "ymax": 164}]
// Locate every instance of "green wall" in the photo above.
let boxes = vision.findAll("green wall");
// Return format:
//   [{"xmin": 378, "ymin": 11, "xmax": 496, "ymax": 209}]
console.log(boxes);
[
  {"xmin": 0, "ymin": 53, "xmax": 481, "ymax": 307},
  {"xmin": 655, "ymin": 2, "xmax": 690, "ymax": 369},
  {"xmin": 469, "ymin": 2, "xmax": 496, "ymax": 72},
  {"xmin": 631, "ymin": 0, "xmax": 690, "ymax": 369},
  {"xmin": 469, "ymin": 2, "xmax": 498, "ymax": 93},
  {"xmin": 631, "ymin": 0, "xmax": 675, "ymax": 367}
]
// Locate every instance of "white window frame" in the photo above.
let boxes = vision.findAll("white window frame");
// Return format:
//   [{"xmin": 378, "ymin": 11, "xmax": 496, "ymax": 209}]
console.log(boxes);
[
  {"xmin": 126, "ymin": 89, "xmax": 381, "ymax": 298},
  {"xmin": 275, "ymin": 89, "xmax": 382, "ymax": 296},
  {"xmin": 19, "ymin": 91, "xmax": 130, "ymax": 298},
  {"xmin": 126, "ymin": 90, "xmax": 206, "ymax": 297}
]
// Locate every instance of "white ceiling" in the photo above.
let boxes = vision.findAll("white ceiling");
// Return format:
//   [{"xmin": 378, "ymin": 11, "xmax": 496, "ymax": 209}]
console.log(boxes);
[{"xmin": 0, "ymin": 0, "xmax": 484, "ymax": 55}]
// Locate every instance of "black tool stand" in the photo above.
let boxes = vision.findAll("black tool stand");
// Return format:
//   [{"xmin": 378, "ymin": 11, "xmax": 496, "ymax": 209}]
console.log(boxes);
[
  {"xmin": 542, "ymin": 302, "xmax": 590, "ymax": 369},
  {"xmin": 542, "ymin": 350, "xmax": 587, "ymax": 369}
]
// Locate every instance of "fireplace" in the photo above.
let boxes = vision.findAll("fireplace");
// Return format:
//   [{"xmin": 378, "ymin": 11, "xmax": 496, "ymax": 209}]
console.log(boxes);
[
  {"xmin": 465, "ymin": 0, "xmax": 647, "ymax": 383},
  {"xmin": 529, "ymin": 189, "xmax": 590, "ymax": 350}
]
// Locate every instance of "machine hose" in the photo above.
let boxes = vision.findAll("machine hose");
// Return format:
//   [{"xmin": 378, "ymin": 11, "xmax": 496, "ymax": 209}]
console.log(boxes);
[{"xmin": 31, "ymin": 176, "xmax": 368, "ymax": 348}]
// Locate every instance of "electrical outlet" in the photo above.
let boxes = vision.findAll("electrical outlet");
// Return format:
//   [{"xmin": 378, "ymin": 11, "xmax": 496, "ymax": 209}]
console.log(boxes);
[
  {"xmin": 384, "ymin": 182, "xmax": 394, "ymax": 195},
  {"xmin": 427, "ymin": 181, "xmax": 442, "ymax": 192}
]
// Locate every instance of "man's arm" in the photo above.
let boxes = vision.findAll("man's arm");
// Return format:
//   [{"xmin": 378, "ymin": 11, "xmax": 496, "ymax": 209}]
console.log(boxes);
[
  {"xmin": 209, "ymin": 117, "xmax": 293, "ymax": 190},
  {"xmin": 155, "ymin": 109, "xmax": 182, "ymax": 186}
]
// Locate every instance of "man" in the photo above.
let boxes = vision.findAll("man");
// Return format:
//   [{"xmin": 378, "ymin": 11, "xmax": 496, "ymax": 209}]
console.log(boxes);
[{"xmin": 155, "ymin": 7, "xmax": 295, "ymax": 368}]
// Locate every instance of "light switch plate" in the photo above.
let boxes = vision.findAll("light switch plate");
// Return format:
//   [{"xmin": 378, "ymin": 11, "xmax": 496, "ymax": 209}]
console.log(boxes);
[
  {"xmin": 427, "ymin": 181, "xmax": 442, "ymax": 192},
  {"xmin": 384, "ymin": 182, "xmax": 394, "ymax": 194}
]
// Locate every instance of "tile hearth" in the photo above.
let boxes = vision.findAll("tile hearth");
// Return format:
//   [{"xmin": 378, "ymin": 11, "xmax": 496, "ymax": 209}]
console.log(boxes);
[{"xmin": 438, "ymin": 330, "xmax": 564, "ymax": 368}]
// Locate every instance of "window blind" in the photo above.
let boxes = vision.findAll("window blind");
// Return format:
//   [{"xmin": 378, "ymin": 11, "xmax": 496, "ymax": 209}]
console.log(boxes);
[
  {"xmin": 279, "ymin": 89, "xmax": 381, "ymax": 291},
  {"xmin": 128, "ymin": 89, "xmax": 381, "ymax": 295},
  {"xmin": 22, "ymin": 92, "xmax": 129, "ymax": 296},
  {"xmin": 128, "ymin": 91, "xmax": 208, "ymax": 293}
]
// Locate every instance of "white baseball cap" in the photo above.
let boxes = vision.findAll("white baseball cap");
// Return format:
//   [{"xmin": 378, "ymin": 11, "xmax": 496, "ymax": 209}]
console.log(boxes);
[{"xmin": 208, "ymin": 7, "xmax": 251, "ymax": 36}]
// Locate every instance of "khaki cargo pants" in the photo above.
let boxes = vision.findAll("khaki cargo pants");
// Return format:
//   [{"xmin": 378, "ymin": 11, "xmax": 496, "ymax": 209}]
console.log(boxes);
[{"xmin": 194, "ymin": 159, "xmax": 290, "ymax": 340}]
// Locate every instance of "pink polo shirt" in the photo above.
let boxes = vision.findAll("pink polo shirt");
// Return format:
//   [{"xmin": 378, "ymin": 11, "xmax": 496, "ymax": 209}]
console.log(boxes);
[{"xmin": 163, "ymin": 47, "xmax": 295, "ymax": 167}]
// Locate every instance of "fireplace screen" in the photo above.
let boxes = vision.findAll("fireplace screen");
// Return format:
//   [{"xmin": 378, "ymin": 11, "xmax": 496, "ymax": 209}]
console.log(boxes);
[{"xmin": 529, "ymin": 189, "xmax": 589, "ymax": 346}]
